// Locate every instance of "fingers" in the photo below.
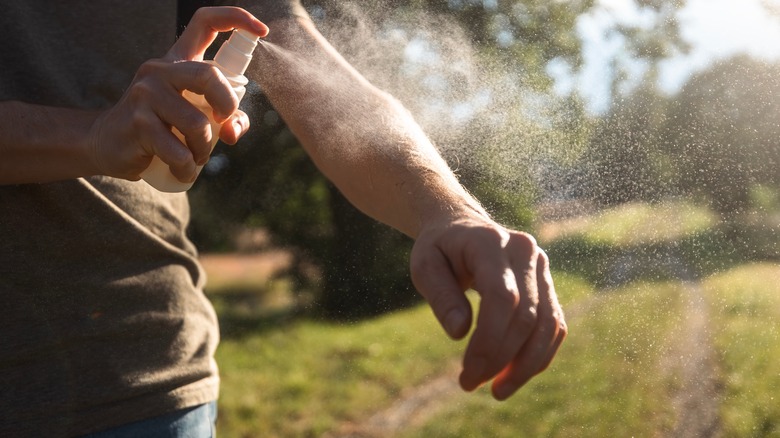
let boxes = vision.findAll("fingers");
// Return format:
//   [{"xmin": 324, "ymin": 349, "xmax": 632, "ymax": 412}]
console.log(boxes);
[
  {"xmin": 458, "ymin": 230, "xmax": 539, "ymax": 391},
  {"xmin": 168, "ymin": 7, "xmax": 268, "ymax": 62},
  {"xmin": 419, "ymin": 221, "xmax": 566, "ymax": 399},
  {"xmin": 218, "ymin": 110, "xmax": 250, "ymax": 145},
  {"xmin": 129, "ymin": 57, "xmax": 249, "ymax": 179},
  {"xmin": 124, "ymin": 62, "xmax": 211, "ymax": 179},
  {"xmin": 93, "ymin": 6, "xmax": 263, "ymax": 181},
  {"xmin": 491, "ymin": 250, "xmax": 568, "ymax": 400},
  {"xmin": 158, "ymin": 60, "xmax": 239, "ymax": 123},
  {"xmin": 155, "ymin": 7, "xmax": 265, "ymax": 175},
  {"xmin": 410, "ymin": 242, "xmax": 473, "ymax": 340}
]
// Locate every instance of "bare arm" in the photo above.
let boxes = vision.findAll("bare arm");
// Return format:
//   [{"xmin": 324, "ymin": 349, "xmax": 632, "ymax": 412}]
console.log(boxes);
[
  {"xmin": 254, "ymin": 17, "xmax": 486, "ymax": 238},
  {"xmin": 0, "ymin": 102, "xmax": 101, "ymax": 184},
  {"xmin": 253, "ymin": 14, "xmax": 567, "ymax": 399}
]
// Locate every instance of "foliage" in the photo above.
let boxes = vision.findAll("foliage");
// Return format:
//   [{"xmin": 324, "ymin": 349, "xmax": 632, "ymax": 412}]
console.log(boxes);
[
  {"xmin": 205, "ymin": 200, "xmax": 780, "ymax": 436},
  {"xmin": 663, "ymin": 56, "xmax": 780, "ymax": 221},
  {"xmin": 579, "ymin": 53, "xmax": 780, "ymax": 239},
  {"xmin": 541, "ymin": 199, "xmax": 780, "ymax": 287},
  {"xmin": 548, "ymin": 200, "xmax": 717, "ymax": 246},
  {"xmin": 582, "ymin": 85, "xmax": 672, "ymax": 205},
  {"xmin": 190, "ymin": 0, "xmax": 780, "ymax": 320}
]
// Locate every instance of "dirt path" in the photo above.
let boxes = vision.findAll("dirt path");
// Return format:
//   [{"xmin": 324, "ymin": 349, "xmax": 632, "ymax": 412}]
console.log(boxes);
[
  {"xmin": 328, "ymin": 281, "xmax": 723, "ymax": 438},
  {"xmin": 326, "ymin": 296, "xmax": 605, "ymax": 438},
  {"xmin": 328, "ymin": 366, "xmax": 462, "ymax": 438},
  {"xmin": 663, "ymin": 281, "xmax": 722, "ymax": 438},
  {"xmin": 199, "ymin": 251, "xmax": 292, "ymax": 289}
]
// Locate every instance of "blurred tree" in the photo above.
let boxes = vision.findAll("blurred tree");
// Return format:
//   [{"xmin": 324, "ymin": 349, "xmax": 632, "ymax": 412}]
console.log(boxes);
[
  {"xmin": 583, "ymin": 84, "xmax": 671, "ymax": 206},
  {"xmin": 590, "ymin": 0, "xmax": 688, "ymax": 110},
  {"xmin": 573, "ymin": 0, "xmax": 686, "ymax": 207},
  {"xmin": 663, "ymin": 56, "xmax": 780, "ymax": 223},
  {"xmin": 763, "ymin": 0, "xmax": 780, "ymax": 19}
]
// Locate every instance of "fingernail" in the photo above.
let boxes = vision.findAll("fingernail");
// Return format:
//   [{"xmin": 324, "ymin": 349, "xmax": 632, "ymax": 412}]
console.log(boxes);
[
  {"xmin": 232, "ymin": 119, "xmax": 243, "ymax": 137},
  {"xmin": 444, "ymin": 308, "xmax": 466, "ymax": 336}
]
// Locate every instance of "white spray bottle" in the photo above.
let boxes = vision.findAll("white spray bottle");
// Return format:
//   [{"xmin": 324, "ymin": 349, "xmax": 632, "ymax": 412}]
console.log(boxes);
[{"xmin": 141, "ymin": 28, "xmax": 259, "ymax": 192}]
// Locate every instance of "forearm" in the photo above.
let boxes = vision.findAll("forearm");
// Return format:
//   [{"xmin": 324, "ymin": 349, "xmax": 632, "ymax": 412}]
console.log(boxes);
[
  {"xmin": 0, "ymin": 101, "xmax": 100, "ymax": 184},
  {"xmin": 255, "ymin": 17, "xmax": 488, "ymax": 237}
]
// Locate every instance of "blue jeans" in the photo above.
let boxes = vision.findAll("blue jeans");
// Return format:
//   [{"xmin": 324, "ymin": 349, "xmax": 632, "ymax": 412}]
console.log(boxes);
[{"xmin": 84, "ymin": 402, "xmax": 217, "ymax": 438}]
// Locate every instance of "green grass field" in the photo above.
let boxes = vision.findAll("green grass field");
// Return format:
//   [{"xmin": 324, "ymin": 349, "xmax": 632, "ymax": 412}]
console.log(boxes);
[
  {"xmin": 204, "ymin": 200, "xmax": 780, "ymax": 437},
  {"xmin": 703, "ymin": 263, "xmax": 780, "ymax": 436}
]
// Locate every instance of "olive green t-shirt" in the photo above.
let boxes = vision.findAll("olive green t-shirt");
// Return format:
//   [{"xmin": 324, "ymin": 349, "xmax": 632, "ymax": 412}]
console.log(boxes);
[{"xmin": 0, "ymin": 0, "xmax": 305, "ymax": 435}]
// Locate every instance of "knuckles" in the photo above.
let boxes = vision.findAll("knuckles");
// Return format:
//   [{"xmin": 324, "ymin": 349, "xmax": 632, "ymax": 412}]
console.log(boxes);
[
  {"xmin": 409, "ymin": 248, "xmax": 436, "ymax": 285},
  {"xmin": 508, "ymin": 230, "xmax": 538, "ymax": 256},
  {"xmin": 493, "ymin": 287, "xmax": 520, "ymax": 308},
  {"xmin": 129, "ymin": 109, "xmax": 155, "ymax": 133},
  {"xmin": 127, "ymin": 60, "xmax": 168, "ymax": 104},
  {"xmin": 516, "ymin": 305, "xmax": 538, "ymax": 331},
  {"xmin": 135, "ymin": 58, "xmax": 165, "ymax": 78},
  {"xmin": 178, "ymin": 109, "xmax": 210, "ymax": 136},
  {"xmin": 194, "ymin": 63, "xmax": 223, "ymax": 87},
  {"xmin": 194, "ymin": 63, "xmax": 238, "ymax": 111}
]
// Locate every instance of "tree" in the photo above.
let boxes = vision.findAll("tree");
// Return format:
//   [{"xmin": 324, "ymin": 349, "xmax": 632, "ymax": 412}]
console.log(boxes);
[
  {"xmin": 663, "ymin": 56, "xmax": 780, "ymax": 222},
  {"xmin": 583, "ymin": 84, "xmax": 672, "ymax": 206}
]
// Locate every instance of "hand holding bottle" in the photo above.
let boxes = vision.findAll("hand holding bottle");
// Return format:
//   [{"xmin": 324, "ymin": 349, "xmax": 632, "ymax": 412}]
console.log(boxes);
[{"xmin": 87, "ymin": 7, "xmax": 267, "ymax": 187}]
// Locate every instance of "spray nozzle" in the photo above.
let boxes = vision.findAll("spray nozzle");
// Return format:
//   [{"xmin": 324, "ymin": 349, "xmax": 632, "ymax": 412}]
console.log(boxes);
[{"xmin": 213, "ymin": 28, "xmax": 259, "ymax": 77}]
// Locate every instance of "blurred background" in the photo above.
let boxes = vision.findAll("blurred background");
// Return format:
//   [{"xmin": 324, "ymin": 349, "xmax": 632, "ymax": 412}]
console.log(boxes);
[{"xmin": 188, "ymin": 1, "xmax": 780, "ymax": 436}]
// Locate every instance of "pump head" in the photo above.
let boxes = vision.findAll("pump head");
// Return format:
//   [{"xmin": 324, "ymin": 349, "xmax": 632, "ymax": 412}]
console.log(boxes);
[{"xmin": 214, "ymin": 28, "xmax": 259, "ymax": 77}]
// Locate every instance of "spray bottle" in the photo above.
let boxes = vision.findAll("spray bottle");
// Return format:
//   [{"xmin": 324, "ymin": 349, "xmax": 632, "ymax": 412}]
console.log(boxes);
[{"xmin": 141, "ymin": 28, "xmax": 259, "ymax": 192}]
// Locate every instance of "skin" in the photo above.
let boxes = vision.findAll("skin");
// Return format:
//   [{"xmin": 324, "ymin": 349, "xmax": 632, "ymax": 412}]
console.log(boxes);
[
  {"xmin": 0, "ymin": 6, "xmax": 566, "ymax": 400},
  {"xmin": 254, "ymin": 11, "xmax": 567, "ymax": 399}
]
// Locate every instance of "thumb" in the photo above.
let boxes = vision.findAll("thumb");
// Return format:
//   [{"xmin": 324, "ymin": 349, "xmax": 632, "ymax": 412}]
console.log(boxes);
[
  {"xmin": 218, "ymin": 110, "xmax": 250, "ymax": 145},
  {"xmin": 410, "ymin": 244, "xmax": 472, "ymax": 339}
]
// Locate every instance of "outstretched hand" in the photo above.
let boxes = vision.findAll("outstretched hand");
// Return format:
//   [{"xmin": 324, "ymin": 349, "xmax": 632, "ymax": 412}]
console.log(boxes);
[
  {"xmin": 410, "ymin": 215, "xmax": 567, "ymax": 400},
  {"xmin": 88, "ymin": 7, "xmax": 268, "ymax": 182}
]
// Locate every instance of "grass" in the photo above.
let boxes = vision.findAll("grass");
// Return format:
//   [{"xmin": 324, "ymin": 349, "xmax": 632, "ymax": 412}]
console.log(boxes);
[
  {"xmin": 203, "ymin": 199, "xmax": 780, "ymax": 437},
  {"xmin": 538, "ymin": 200, "xmax": 717, "ymax": 246},
  {"xmin": 402, "ymin": 281, "xmax": 684, "ymax": 437},
  {"xmin": 208, "ymin": 266, "xmax": 694, "ymax": 437},
  {"xmin": 702, "ymin": 263, "xmax": 780, "ymax": 437},
  {"xmin": 541, "ymin": 199, "xmax": 780, "ymax": 286},
  {"xmin": 213, "ymin": 294, "xmax": 461, "ymax": 437},
  {"xmin": 208, "ymin": 270, "xmax": 599, "ymax": 437}
]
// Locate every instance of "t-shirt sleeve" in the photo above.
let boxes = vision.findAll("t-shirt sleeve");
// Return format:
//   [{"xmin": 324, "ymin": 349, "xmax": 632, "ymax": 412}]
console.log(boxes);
[{"xmin": 238, "ymin": 0, "xmax": 310, "ymax": 22}]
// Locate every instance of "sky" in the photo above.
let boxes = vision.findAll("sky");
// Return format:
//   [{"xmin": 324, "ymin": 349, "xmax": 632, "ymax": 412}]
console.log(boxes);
[{"xmin": 552, "ymin": 0, "xmax": 780, "ymax": 114}]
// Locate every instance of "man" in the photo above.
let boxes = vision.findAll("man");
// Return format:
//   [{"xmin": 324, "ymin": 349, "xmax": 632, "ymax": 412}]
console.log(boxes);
[{"xmin": 0, "ymin": 1, "xmax": 566, "ymax": 435}]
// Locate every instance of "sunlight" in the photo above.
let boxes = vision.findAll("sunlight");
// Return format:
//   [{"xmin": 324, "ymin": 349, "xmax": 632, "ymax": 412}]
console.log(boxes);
[
  {"xmin": 660, "ymin": 0, "xmax": 780, "ymax": 92},
  {"xmin": 571, "ymin": 0, "xmax": 780, "ymax": 112}
]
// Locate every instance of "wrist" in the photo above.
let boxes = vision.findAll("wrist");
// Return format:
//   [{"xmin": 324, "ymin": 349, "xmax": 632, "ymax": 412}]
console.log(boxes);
[
  {"xmin": 66, "ymin": 108, "xmax": 104, "ymax": 179},
  {"xmin": 415, "ymin": 199, "xmax": 494, "ymax": 239},
  {"xmin": 0, "ymin": 101, "xmax": 104, "ymax": 184}
]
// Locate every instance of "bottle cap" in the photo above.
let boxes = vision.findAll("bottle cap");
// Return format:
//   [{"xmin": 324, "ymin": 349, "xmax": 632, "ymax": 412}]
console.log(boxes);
[{"xmin": 214, "ymin": 28, "xmax": 259, "ymax": 77}]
